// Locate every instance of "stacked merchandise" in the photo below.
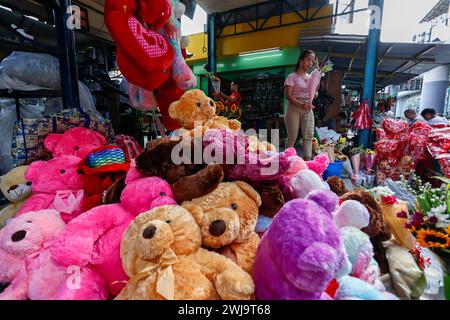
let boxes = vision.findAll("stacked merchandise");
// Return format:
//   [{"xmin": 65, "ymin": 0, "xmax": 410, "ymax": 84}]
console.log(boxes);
[
  {"xmin": 428, "ymin": 127, "xmax": 450, "ymax": 178},
  {"xmin": 375, "ymin": 119, "xmax": 432, "ymax": 184},
  {"xmin": 1, "ymin": 87, "xmax": 448, "ymax": 300}
]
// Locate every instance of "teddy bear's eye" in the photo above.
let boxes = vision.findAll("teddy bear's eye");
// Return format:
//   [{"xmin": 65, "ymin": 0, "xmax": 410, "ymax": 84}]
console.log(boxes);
[
  {"xmin": 74, "ymin": 146, "xmax": 79, "ymax": 151},
  {"xmin": 26, "ymin": 221, "xmax": 32, "ymax": 223},
  {"xmin": 60, "ymin": 170, "xmax": 66, "ymax": 174},
  {"xmin": 166, "ymin": 220, "xmax": 171, "ymax": 224},
  {"xmin": 160, "ymin": 192, "xmax": 166, "ymax": 197},
  {"xmin": 230, "ymin": 203, "xmax": 237, "ymax": 210},
  {"xmin": 77, "ymin": 169, "xmax": 84, "ymax": 174},
  {"xmin": 196, "ymin": 102, "xmax": 201, "ymax": 107}
]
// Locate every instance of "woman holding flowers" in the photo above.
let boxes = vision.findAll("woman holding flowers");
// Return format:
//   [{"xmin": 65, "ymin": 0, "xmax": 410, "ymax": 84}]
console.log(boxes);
[{"xmin": 284, "ymin": 50, "xmax": 320, "ymax": 160}]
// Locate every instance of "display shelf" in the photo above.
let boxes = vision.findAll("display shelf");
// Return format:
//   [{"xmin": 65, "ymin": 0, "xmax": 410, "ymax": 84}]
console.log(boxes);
[{"xmin": 0, "ymin": 89, "xmax": 62, "ymax": 99}]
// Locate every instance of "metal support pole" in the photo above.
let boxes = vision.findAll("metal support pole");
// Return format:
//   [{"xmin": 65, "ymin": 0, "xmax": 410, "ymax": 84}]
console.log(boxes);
[
  {"xmin": 362, "ymin": 0, "xmax": 384, "ymax": 147},
  {"xmin": 54, "ymin": 0, "xmax": 80, "ymax": 109},
  {"xmin": 207, "ymin": 13, "xmax": 217, "ymax": 96}
]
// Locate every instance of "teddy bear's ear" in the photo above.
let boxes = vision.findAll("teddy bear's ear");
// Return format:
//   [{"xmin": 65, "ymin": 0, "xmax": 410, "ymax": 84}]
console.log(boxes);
[
  {"xmin": 181, "ymin": 202, "xmax": 204, "ymax": 226},
  {"xmin": 93, "ymin": 131, "xmax": 107, "ymax": 145},
  {"xmin": 236, "ymin": 181, "xmax": 262, "ymax": 207},
  {"xmin": 102, "ymin": 176, "xmax": 127, "ymax": 204},
  {"xmin": 24, "ymin": 161, "xmax": 42, "ymax": 181},
  {"xmin": 173, "ymin": 164, "xmax": 224, "ymax": 202},
  {"xmin": 124, "ymin": 167, "xmax": 144, "ymax": 184},
  {"xmin": 44, "ymin": 133, "xmax": 63, "ymax": 152}
]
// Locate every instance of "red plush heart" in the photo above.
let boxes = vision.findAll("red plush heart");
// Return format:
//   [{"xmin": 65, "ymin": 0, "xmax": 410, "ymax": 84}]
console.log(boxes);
[
  {"xmin": 105, "ymin": 10, "xmax": 174, "ymax": 73},
  {"xmin": 118, "ymin": 48, "xmax": 170, "ymax": 91}
]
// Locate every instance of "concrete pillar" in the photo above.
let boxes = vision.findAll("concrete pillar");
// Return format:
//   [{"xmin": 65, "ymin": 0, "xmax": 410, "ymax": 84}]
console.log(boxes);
[{"xmin": 420, "ymin": 65, "xmax": 450, "ymax": 114}]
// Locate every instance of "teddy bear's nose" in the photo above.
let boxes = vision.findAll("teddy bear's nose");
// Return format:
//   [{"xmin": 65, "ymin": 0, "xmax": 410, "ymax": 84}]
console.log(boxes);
[
  {"xmin": 209, "ymin": 220, "xmax": 226, "ymax": 236},
  {"xmin": 8, "ymin": 185, "xmax": 19, "ymax": 192},
  {"xmin": 11, "ymin": 230, "xmax": 27, "ymax": 242},
  {"xmin": 143, "ymin": 225, "xmax": 157, "ymax": 239}
]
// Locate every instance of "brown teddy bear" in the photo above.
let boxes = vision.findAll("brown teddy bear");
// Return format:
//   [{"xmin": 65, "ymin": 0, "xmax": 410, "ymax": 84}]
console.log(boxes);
[
  {"xmin": 340, "ymin": 189, "xmax": 392, "ymax": 274},
  {"xmin": 115, "ymin": 205, "xmax": 255, "ymax": 300},
  {"xmin": 181, "ymin": 181, "xmax": 262, "ymax": 274},
  {"xmin": 135, "ymin": 137, "xmax": 224, "ymax": 203},
  {"xmin": 0, "ymin": 166, "xmax": 32, "ymax": 228},
  {"xmin": 326, "ymin": 176, "xmax": 349, "ymax": 197},
  {"xmin": 168, "ymin": 89, "xmax": 241, "ymax": 137}
]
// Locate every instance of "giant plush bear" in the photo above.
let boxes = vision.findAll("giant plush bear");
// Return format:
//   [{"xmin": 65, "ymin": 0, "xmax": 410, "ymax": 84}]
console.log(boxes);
[
  {"xmin": 44, "ymin": 127, "xmax": 107, "ymax": 159},
  {"xmin": 50, "ymin": 168, "xmax": 177, "ymax": 298},
  {"xmin": 16, "ymin": 155, "xmax": 85, "ymax": 223},
  {"xmin": 252, "ymin": 190, "xmax": 351, "ymax": 300},
  {"xmin": 115, "ymin": 205, "xmax": 255, "ymax": 300},
  {"xmin": 0, "ymin": 210, "xmax": 108, "ymax": 300}
]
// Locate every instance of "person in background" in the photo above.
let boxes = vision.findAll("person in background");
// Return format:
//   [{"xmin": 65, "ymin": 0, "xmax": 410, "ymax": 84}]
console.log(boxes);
[
  {"xmin": 214, "ymin": 81, "xmax": 242, "ymax": 109},
  {"xmin": 119, "ymin": 77, "xmax": 130, "ymax": 112},
  {"xmin": 404, "ymin": 109, "xmax": 425, "ymax": 126},
  {"xmin": 335, "ymin": 112, "xmax": 349, "ymax": 134},
  {"xmin": 420, "ymin": 108, "xmax": 449, "ymax": 126},
  {"xmin": 284, "ymin": 49, "xmax": 319, "ymax": 160}
]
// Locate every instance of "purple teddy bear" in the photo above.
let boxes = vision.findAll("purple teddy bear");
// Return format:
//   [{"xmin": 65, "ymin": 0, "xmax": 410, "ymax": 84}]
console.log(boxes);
[{"xmin": 252, "ymin": 190, "xmax": 351, "ymax": 300}]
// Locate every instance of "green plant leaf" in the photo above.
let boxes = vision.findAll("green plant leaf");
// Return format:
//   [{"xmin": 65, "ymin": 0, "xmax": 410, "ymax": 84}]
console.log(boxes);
[{"xmin": 432, "ymin": 176, "xmax": 450, "ymax": 184}]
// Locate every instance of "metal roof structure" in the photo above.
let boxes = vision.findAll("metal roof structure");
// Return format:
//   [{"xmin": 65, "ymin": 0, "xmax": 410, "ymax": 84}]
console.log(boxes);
[
  {"xmin": 420, "ymin": 0, "xmax": 449, "ymax": 23},
  {"xmin": 299, "ymin": 34, "xmax": 450, "ymax": 90},
  {"xmin": 195, "ymin": 0, "xmax": 268, "ymax": 14}
]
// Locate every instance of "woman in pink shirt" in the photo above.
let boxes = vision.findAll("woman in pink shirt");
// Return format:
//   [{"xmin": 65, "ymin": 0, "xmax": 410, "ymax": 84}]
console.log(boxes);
[{"xmin": 284, "ymin": 50, "xmax": 319, "ymax": 160}]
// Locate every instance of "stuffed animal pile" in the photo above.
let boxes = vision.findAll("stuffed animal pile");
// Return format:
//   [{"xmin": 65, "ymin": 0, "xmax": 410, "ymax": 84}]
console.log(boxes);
[{"xmin": 0, "ymin": 84, "xmax": 426, "ymax": 300}]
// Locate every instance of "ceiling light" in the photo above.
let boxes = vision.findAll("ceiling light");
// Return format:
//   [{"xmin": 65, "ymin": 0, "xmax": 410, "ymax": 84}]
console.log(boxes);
[{"xmin": 239, "ymin": 47, "xmax": 281, "ymax": 56}]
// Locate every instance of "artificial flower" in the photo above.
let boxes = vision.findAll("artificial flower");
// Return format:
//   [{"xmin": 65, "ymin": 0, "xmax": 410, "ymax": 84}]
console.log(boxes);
[
  {"xmin": 397, "ymin": 211, "xmax": 408, "ymax": 219},
  {"xmin": 416, "ymin": 229, "xmax": 450, "ymax": 249},
  {"xmin": 445, "ymin": 225, "xmax": 450, "ymax": 235},
  {"xmin": 411, "ymin": 212, "xmax": 424, "ymax": 228},
  {"xmin": 381, "ymin": 195, "xmax": 397, "ymax": 205}
]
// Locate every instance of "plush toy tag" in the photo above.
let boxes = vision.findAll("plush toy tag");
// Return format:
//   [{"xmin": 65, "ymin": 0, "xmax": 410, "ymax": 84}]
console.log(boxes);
[{"xmin": 53, "ymin": 190, "xmax": 84, "ymax": 214}]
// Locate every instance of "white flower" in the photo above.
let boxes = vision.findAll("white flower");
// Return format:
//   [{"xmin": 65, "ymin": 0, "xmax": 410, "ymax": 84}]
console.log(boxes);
[{"xmin": 429, "ymin": 206, "xmax": 450, "ymax": 228}]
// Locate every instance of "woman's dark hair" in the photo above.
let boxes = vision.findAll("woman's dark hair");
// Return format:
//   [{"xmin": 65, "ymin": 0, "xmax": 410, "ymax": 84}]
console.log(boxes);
[
  {"xmin": 295, "ymin": 49, "xmax": 315, "ymax": 71},
  {"xmin": 421, "ymin": 108, "xmax": 436, "ymax": 117},
  {"xmin": 337, "ymin": 112, "xmax": 347, "ymax": 119}
]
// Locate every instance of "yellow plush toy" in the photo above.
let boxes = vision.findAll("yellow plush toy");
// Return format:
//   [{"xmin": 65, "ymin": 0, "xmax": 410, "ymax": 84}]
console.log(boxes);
[
  {"xmin": 0, "ymin": 166, "xmax": 32, "ymax": 228},
  {"xmin": 168, "ymin": 89, "xmax": 241, "ymax": 137},
  {"xmin": 116, "ymin": 205, "xmax": 255, "ymax": 300},
  {"xmin": 181, "ymin": 181, "xmax": 261, "ymax": 274}
]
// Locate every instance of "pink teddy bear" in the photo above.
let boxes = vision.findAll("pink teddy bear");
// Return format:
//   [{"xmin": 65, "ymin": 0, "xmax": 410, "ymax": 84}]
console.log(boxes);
[
  {"xmin": 50, "ymin": 168, "xmax": 177, "ymax": 298},
  {"xmin": 0, "ymin": 210, "xmax": 108, "ymax": 300},
  {"xmin": 16, "ymin": 155, "xmax": 85, "ymax": 223},
  {"xmin": 284, "ymin": 148, "xmax": 330, "ymax": 178},
  {"xmin": 45, "ymin": 127, "xmax": 107, "ymax": 159}
]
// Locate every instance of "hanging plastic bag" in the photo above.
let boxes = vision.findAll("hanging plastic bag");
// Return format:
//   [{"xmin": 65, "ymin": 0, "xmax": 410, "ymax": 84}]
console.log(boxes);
[
  {"xmin": 0, "ymin": 51, "xmax": 60, "ymax": 89},
  {"xmin": 128, "ymin": 82, "xmax": 159, "ymax": 111}
]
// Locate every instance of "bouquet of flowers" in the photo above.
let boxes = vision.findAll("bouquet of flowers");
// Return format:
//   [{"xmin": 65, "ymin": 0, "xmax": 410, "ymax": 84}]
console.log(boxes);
[
  {"xmin": 363, "ymin": 149, "xmax": 377, "ymax": 174},
  {"xmin": 399, "ymin": 175, "xmax": 450, "ymax": 298},
  {"xmin": 307, "ymin": 57, "xmax": 333, "ymax": 105},
  {"xmin": 318, "ymin": 56, "xmax": 334, "ymax": 74},
  {"xmin": 349, "ymin": 145, "xmax": 365, "ymax": 174}
]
